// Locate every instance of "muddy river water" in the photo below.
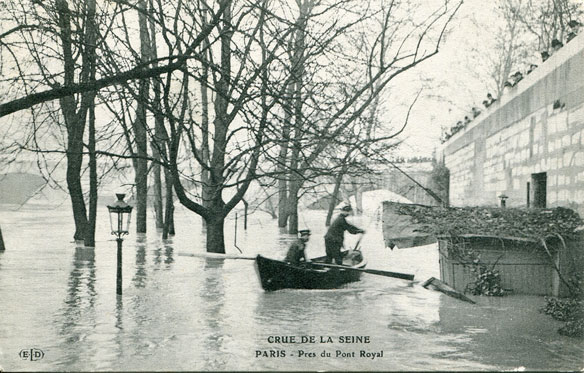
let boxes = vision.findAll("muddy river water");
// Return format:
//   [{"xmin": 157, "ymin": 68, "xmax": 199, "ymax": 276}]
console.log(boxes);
[{"xmin": 0, "ymin": 204, "xmax": 582, "ymax": 371}]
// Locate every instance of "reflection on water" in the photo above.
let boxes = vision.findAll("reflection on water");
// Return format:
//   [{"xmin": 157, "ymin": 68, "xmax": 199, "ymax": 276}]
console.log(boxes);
[
  {"xmin": 0, "ymin": 205, "xmax": 582, "ymax": 371},
  {"xmin": 133, "ymin": 242, "xmax": 147, "ymax": 289},
  {"xmin": 201, "ymin": 260, "xmax": 226, "ymax": 370},
  {"xmin": 57, "ymin": 247, "xmax": 97, "ymax": 368}
]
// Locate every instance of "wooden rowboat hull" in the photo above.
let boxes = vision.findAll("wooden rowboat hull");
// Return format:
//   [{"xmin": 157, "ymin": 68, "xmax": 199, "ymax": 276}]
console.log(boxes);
[{"xmin": 255, "ymin": 250, "xmax": 366, "ymax": 291}]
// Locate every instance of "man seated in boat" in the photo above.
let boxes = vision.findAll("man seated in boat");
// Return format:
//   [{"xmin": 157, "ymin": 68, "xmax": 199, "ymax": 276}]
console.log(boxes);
[
  {"xmin": 284, "ymin": 229, "xmax": 311, "ymax": 265},
  {"xmin": 324, "ymin": 205, "xmax": 365, "ymax": 265}
]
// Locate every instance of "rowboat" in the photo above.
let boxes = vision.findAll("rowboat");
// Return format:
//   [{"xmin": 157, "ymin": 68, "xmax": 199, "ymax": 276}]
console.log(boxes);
[{"xmin": 255, "ymin": 250, "xmax": 367, "ymax": 291}]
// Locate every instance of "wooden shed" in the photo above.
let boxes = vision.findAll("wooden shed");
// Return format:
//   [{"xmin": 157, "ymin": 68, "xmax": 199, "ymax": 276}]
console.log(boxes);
[
  {"xmin": 438, "ymin": 234, "xmax": 578, "ymax": 297},
  {"xmin": 382, "ymin": 202, "xmax": 584, "ymax": 297}
]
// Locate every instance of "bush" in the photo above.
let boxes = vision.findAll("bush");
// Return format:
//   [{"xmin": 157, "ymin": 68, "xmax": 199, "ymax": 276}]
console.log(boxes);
[
  {"xmin": 559, "ymin": 319, "xmax": 584, "ymax": 338},
  {"xmin": 541, "ymin": 297, "xmax": 584, "ymax": 338},
  {"xmin": 466, "ymin": 265, "xmax": 505, "ymax": 296},
  {"xmin": 541, "ymin": 297, "xmax": 584, "ymax": 321}
]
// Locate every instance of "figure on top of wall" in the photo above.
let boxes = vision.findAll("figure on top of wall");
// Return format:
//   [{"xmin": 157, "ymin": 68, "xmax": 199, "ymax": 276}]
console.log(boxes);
[
  {"xmin": 551, "ymin": 39, "xmax": 563, "ymax": 53},
  {"xmin": 472, "ymin": 107, "xmax": 481, "ymax": 118},
  {"xmin": 527, "ymin": 64, "xmax": 538, "ymax": 74},
  {"xmin": 487, "ymin": 93, "xmax": 497, "ymax": 105}
]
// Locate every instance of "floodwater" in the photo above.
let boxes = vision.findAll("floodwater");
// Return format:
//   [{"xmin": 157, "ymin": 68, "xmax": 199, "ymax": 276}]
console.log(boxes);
[{"xmin": 0, "ymin": 203, "xmax": 582, "ymax": 371}]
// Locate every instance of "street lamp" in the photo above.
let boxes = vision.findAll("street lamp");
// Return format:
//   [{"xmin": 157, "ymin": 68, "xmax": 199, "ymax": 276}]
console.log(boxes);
[
  {"xmin": 498, "ymin": 193, "xmax": 509, "ymax": 208},
  {"xmin": 107, "ymin": 193, "xmax": 133, "ymax": 295}
]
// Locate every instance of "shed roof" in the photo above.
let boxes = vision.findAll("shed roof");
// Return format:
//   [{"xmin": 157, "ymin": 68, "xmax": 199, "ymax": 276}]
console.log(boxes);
[{"xmin": 382, "ymin": 202, "xmax": 584, "ymax": 246}]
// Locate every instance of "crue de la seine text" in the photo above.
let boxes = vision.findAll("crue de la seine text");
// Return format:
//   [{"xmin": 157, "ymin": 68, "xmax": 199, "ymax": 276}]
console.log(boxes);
[{"xmin": 255, "ymin": 335, "xmax": 384, "ymax": 360}]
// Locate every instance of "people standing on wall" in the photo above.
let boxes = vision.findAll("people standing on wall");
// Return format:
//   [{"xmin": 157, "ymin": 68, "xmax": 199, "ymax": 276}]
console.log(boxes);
[
  {"xmin": 567, "ymin": 20, "xmax": 581, "ymax": 43},
  {"xmin": 551, "ymin": 39, "xmax": 563, "ymax": 54},
  {"xmin": 487, "ymin": 93, "xmax": 497, "ymax": 106},
  {"xmin": 527, "ymin": 64, "xmax": 538, "ymax": 74},
  {"xmin": 472, "ymin": 107, "xmax": 481, "ymax": 118},
  {"xmin": 511, "ymin": 71, "xmax": 523, "ymax": 86}
]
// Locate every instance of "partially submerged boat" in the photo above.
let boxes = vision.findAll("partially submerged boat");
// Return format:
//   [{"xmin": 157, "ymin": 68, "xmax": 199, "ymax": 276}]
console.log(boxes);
[{"xmin": 255, "ymin": 250, "xmax": 367, "ymax": 291}]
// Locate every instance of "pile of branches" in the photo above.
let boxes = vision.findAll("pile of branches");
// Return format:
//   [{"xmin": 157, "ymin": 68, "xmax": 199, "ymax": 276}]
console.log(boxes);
[{"xmin": 395, "ymin": 205, "xmax": 584, "ymax": 241}]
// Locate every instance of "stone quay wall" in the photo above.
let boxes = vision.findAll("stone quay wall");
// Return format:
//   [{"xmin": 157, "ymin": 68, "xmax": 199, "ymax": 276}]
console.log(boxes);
[{"xmin": 438, "ymin": 33, "xmax": 584, "ymax": 217}]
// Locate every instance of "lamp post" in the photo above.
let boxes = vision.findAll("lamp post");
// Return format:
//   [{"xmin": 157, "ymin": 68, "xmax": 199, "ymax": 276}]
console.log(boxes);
[
  {"xmin": 498, "ymin": 193, "xmax": 508, "ymax": 208},
  {"xmin": 107, "ymin": 193, "xmax": 133, "ymax": 295}
]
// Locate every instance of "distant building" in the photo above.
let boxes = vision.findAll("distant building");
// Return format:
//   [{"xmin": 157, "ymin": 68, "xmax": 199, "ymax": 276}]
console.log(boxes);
[{"xmin": 437, "ymin": 33, "xmax": 584, "ymax": 218}]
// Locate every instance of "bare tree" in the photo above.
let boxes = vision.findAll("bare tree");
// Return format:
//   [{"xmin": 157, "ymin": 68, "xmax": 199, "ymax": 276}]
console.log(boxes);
[
  {"xmin": 0, "ymin": 1, "xmax": 227, "ymax": 118},
  {"xmin": 276, "ymin": 0, "xmax": 462, "ymax": 233}
]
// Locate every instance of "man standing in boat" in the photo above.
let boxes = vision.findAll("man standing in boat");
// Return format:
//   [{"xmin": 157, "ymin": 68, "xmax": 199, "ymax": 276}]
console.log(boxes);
[
  {"xmin": 284, "ymin": 229, "xmax": 311, "ymax": 265},
  {"xmin": 324, "ymin": 205, "xmax": 365, "ymax": 265}
]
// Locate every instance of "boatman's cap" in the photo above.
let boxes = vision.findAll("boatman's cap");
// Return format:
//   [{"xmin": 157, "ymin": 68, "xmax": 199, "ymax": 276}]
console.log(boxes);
[
  {"xmin": 340, "ymin": 205, "xmax": 353, "ymax": 212},
  {"xmin": 299, "ymin": 229, "xmax": 311, "ymax": 236}
]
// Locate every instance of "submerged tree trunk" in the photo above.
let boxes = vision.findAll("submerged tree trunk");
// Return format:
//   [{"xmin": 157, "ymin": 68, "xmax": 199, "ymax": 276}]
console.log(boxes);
[
  {"xmin": 200, "ymin": 12, "xmax": 212, "ymax": 219},
  {"xmin": 66, "ymin": 126, "xmax": 89, "ymax": 241},
  {"xmin": 57, "ymin": 0, "xmax": 91, "ymax": 242},
  {"xmin": 0, "ymin": 226, "xmax": 5, "ymax": 251},
  {"xmin": 277, "ymin": 80, "xmax": 293, "ymax": 228},
  {"xmin": 162, "ymin": 168, "xmax": 174, "ymax": 239},
  {"xmin": 84, "ymin": 0, "xmax": 98, "ymax": 247},
  {"xmin": 148, "ymin": 1, "xmax": 166, "ymax": 230},
  {"xmin": 133, "ymin": 0, "xmax": 151, "ymax": 234},
  {"xmin": 152, "ymin": 146, "xmax": 164, "ymax": 229},
  {"xmin": 351, "ymin": 178, "xmax": 363, "ymax": 215},
  {"xmin": 286, "ymin": 179, "xmax": 302, "ymax": 234},
  {"xmin": 86, "ymin": 102, "xmax": 97, "ymax": 247},
  {"xmin": 205, "ymin": 214, "xmax": 226, "ymax": 254},
  {"xmin": 283, "ymin": 1, "xmax": 309, "ymax": 234},
  {"xmin": 326, "ymin": 173, "xmax": 343, "ymax": 226}
]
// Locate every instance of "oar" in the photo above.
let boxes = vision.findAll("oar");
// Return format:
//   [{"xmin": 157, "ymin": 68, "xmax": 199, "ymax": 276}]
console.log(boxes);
[
  {"xmin": 309, "ymin": 262, "xmax": 414, "ymax": 281},
  {"xmin": 352, "ymin": 233, "xmax": 364, "ymax": 251},
  {"xmin": 178, "ymin": 252, "xmax": 255, "ymax": 260}
]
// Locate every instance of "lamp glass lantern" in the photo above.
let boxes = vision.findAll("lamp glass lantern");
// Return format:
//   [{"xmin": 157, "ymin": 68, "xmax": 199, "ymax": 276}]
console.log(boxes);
[
  {"xmin": 107, "ymin": 193, "xmax": 133, "ymax": 238},
  {"xmin": 498, "ymin": 193, "xmax": 509, "ymax": 207}
]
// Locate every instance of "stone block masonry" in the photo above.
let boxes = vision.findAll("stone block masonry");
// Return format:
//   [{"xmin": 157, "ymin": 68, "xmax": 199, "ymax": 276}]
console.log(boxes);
[{"xmin": 439, "ymin": 33, "xmax": 584, "ymax": 217}]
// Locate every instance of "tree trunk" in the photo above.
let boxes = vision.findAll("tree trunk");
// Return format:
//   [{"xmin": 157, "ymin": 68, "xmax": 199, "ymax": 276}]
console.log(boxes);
[
  {"xmin": 151, "ymin": 83, "xmax": 164, "ymax": 230},
  {"xmin": 57, "ymin": 0, "xmax": 90, "ymax": 242},
  {"xmin": 284, "ymin": 2, "xmax": 309, "ymax": 234},
  {"xmin": 168, "ymin": 203, "xmax": 175, "ymax": 235},
  {"xmin": 0, "ymin": 226, "xmax": 6, "ymax": 251},
  {"xmin": 326, "ymin": 174, "xmax": 343, "ymax": 226},
  {"xmin": 162, "ymin": 167, "xmax": 174, "ymax": 239},
  {"xmin": 148, "ymin": 3, "xmax": 165, "ymax": 230},
  {"xmin": 152, "ymin": 146, "xmax": 164, "ymax": 229},
  {"xmin": 84, "ymin": 0, "xmax": 98, "ymax": 247},
  {"xmin": 133, "ymin": 0, "xmax": 151, "ymax": 234},
  {"xmin": 205, "ymin": 215, "xmax": 226, "ymax": 254},
  {"xmin": 67, "ymin": 142, "xmax": 88, "ymax": 241},
  {"xmin": 352, "ymin": 178, "xmax": 363, "ymax": 215},
  {"xmin": 200, "ymin": 12, "xmax": 212, "ymax": 217},
  {"xmin": 278, "ymin": 180, "xmax": 289, "ymax": 227},
  {"xmin": 85, "ymin": 101, "xmax": 97, "ymax": 247},
  {"xmin": 355, "ymin": 188, "xmax": 363, "ymax": 215},
  {"xmin": 286, "ymin": 179, "xmax": 302, "ymax": 234}
]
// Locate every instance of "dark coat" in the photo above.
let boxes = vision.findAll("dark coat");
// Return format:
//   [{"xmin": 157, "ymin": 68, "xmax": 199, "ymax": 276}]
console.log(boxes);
[
  {"xmin": 284, "ymin": 239, "xmax": 307, "ymax": 264},
  {"xmin": 324, "ymin": 215, "xmax": 362, "ymax": 245}
]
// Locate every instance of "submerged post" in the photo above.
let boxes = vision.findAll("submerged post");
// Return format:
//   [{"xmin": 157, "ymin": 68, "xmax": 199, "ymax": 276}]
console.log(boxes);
[
  {"xmin": 0, "ymin": 226, "xmax": 5, "ymax": 251},
  {"xmin": 243, "ymin": 200, "xmax": 248, "ymax": 230},
  {"xmin": 234, "ymin": 212, "xmax": 238, "ymax": 248},
  {"xmin": 116, "ymin": 238, "xmax": 123, "ymax": 294}
]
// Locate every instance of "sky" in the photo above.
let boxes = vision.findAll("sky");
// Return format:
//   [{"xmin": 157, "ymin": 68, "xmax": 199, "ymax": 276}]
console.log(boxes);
[{"xmin": 392, "ymin": 0, "xmax": 500, "ymax": 158}]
